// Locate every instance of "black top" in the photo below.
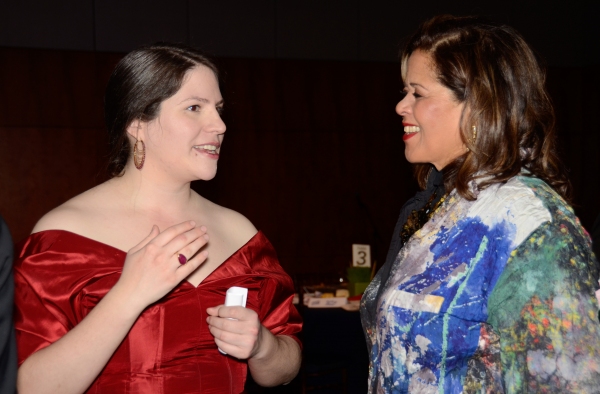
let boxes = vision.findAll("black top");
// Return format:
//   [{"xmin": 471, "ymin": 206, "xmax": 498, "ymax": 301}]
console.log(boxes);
[
  {"xmin": 361, "ymin": 167, "xmax": 445, "ymax": 329},
  {"xmin": 0, "ymin": 215, "xmax": 16, "ymax": 393}
]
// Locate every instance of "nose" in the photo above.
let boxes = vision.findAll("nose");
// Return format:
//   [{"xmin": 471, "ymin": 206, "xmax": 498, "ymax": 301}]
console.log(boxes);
[
  {"xmin": 395, "ymin": 95, "xmax": 410, "ymax": 117},
  {"xmin": 206, "ymin": 108, "xmax": 226, "ymax": 135}
]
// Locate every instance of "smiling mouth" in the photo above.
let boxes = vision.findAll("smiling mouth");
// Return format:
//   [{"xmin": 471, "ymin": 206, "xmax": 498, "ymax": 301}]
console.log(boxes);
[
  {"xmin": 194, "ymin": 144, "xmax": 219, "ymax": 154},
  {"xmin": 404, "ymin": 125, "xmax": 421, "ymax": 134}
]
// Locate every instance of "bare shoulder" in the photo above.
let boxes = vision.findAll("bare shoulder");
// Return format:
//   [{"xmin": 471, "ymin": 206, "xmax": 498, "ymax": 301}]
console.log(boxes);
[
  {"xmin": 32, "ymin": 203, "xmax": 81, "ymax": 234},
  {"xmin": 197, "ymin": 196, "xmax": 257, "ymax": 246},
  {"xmin": 32, "ymin": 184, "xmax": 109, "ymax": 235}
]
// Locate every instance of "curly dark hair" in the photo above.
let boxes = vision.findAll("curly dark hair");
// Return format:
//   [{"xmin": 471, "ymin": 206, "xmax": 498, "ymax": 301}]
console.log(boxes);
[
  {"xmin": 402, "ymin": 15, "xmax": 571, "ymax": 201},
  {"xmin": 104, "ymin": 42, "xmax": 218, "ymax": 177}
]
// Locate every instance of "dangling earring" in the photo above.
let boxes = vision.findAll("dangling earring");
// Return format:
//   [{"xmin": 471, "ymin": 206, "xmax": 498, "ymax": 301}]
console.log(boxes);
[
  {"xmin": 466, "ymin": 125, "xmax": 477, "ymax": 152},
  {"xmin": 133, "ymin": 121, "xmax": 145, "ymax": 170},
  {"xmin": 133, "ymin": 139, "xmax": 145, "ymax": 170}
]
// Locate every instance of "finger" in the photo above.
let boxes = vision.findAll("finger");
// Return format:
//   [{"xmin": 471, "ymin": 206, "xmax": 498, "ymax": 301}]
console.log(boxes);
[
  {"xmin": 210, "ymin": 328, "xmax": 255, "ymax": 359},
  {"xmin": 145, "ymin": 224, "xmax": 206, "ymax": 262},
  {"xmin": 207, "ymin": 315, "xmax": 232, "ymax": 332},
  {"xmin": 129, "ymin": 225, "xmax": 160, "ymax": 254},
  {"xmin": 213, "ymin": 337, "xmax": 230, "ymax": 352},
  {"xmin": 206, "ymin": 306, "xmax": 222, "ymax": 317},
  {"xmin": 150, "ymin": 221, "xmax": 199, "ymax": 248},
  {"xmin": 175, "ymin": 249, "xmax": 208, "ymax": 279},
  {"xmin": 212, "ymin": 334, "xmax": 236, "ymax": 355},
  {"xmin": 207, "ymin": 311, "xmax": 257, "ymax": 336},
  {"xmin": 206, "ymin": 313, "xmax": 241, "ymax": 333},
  {"xmin": 212, "ymin": 331, "xmax": 240, "ymax": 348},
  {"xmin": 175, "ymin": 232, "xmax": 210, "ymax": 266},
  {"xmin": 209, "ymin": 323, "xmax": 242, "ymax": 344},
  {"xmin": 163, "ymin": 225, "xmax": 208, "ymax": 257},
  {"xmin": 214, "ymin": 306, "xmax": 255, "ymax": 321}
]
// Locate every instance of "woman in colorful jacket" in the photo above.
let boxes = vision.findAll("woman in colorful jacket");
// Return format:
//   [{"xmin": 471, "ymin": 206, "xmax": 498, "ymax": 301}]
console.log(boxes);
[{"xmin": 360, "ymin": 15, "xmax": 600, "ymax": 393}]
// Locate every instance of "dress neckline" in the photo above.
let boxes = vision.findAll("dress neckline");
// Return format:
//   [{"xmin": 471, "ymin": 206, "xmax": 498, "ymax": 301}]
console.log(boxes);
[{"xmin": 27, "ymin": 229, "xmax": 263, "ymax": 288}]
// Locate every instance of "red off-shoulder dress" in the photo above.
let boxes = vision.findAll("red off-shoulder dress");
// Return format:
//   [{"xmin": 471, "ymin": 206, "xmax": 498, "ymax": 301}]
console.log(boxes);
[{"xmin": 13, "ymin": 230, "xmax": 301, "ymax": 393}]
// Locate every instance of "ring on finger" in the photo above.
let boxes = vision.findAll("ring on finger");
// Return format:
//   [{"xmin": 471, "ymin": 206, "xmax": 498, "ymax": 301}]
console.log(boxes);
[{"xmin": 178, "ymin": 253, "xmax": 187, "ymax": 265}]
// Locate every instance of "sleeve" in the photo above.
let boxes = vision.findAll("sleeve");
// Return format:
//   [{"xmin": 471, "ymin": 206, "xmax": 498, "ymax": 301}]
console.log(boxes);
[
  {"xmin": 257, "ymin": 273, "xmax": 302, "ymax": 347},
  {"xmin": 12, "ymin": 238, "xmax": 73, "ymax": 366},
  {"xmin": 592, "ymin": 213, "xmax": 600, "ymax": 267},
  {"xmin": 252, "ymin": 242, "xmax": 302, "ymax": 348},
  {"xmin": 487, "ymin": 220, "xmax": 600, "ymax": 393},
  {"xmin": 0, "ymin": 216, "xmax": 17, "ymax": 393}
]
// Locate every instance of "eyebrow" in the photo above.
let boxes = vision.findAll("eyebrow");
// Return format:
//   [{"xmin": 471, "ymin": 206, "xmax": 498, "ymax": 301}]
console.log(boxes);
[
  {"xmin": 408, "ymin": 82, "xmax": 427, "ymax": 90},
  {"xmin": 179, "ymin": 96, "xmax": 224, "ymax": 106}
]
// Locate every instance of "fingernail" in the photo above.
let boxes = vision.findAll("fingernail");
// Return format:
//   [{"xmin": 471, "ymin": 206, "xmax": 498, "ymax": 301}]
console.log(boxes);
[
  {"xmin": 190, "ymin": 221, "xmax": 196, "ymax": 227},
  {"xmin": 204, "ymin": 234, "xmax": 210, "ymax": 240},
  {"xmin": 200, "ymin": 225, "xmax": 207, "ymax": 232}
]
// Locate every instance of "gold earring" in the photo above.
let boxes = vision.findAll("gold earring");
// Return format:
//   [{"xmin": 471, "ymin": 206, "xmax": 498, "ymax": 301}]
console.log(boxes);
[
  {"xmin": 472, "ymin": 125, "xmax": 477, "ymax": 143},
  {"xmin": 133, "ymin": 121, "xmax": 145, "ymax": 170},
  {"xmin": 133, "ymin": 139, "xmax": 145, "ymax": 170}
]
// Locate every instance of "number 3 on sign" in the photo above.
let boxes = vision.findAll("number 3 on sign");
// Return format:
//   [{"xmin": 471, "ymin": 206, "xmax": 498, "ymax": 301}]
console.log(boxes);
[{"xmin": 352, "ymin": 244, "xmax": 371, "ymax": 267}]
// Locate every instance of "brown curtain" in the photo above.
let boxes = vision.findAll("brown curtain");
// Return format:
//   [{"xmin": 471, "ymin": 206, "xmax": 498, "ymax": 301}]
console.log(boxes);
[{"xmin": 1, "ymin": 47, "xmax": 598, "ymax": 277}]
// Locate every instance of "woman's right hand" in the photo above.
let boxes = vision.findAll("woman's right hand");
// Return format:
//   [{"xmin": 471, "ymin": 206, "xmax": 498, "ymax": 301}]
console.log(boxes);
[
  {"xmin": 17, "ymin": 222, "xmax": 208, "ymax": 394},
  {"xmin": 112, "ymin": 221, "xmax": 209, "ymax": 312}
]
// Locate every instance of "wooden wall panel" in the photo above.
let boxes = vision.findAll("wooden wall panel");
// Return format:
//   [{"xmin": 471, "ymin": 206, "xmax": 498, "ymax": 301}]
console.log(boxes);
[
  {"xmin": 0, "ymin": 47, "xmax": 598, "ymax": 279},
  {"xmin": 0, "ymin": 127, "xmax": 108, "ymax": 242},
  {"xmin": 0, "ymin": 48, "xmax": 120, "ymax": 128}
]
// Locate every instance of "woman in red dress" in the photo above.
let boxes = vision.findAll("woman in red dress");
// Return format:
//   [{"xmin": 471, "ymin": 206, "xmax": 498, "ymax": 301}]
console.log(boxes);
[{"xmin": 13, "ymin": 43, "xmax": 302, "ymax": 393}]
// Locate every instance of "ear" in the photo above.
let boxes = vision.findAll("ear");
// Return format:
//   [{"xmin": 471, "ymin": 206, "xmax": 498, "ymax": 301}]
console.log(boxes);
[{"xmin": 126, "ymin": 119, "xmax": 145, "ymax": 140}]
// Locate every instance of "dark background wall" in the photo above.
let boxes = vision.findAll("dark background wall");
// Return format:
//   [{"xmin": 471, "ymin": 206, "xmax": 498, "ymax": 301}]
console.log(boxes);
[
  {"xmin": 0, "ymin": 0, "xmax": 598, "ymax": 280},
  {"xmin": 0, "ymin": 1, "xmax": 598, "ymax": 65}
]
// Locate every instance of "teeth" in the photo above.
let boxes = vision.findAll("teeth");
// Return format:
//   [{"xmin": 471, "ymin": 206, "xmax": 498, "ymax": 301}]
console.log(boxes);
[
  {"xmin": 404, "ymin": 126, "xmax": 421, "ymax": 133},
  {"xmin": 194, "ymin": 144, "xmax": 218, "ymax": 152}
]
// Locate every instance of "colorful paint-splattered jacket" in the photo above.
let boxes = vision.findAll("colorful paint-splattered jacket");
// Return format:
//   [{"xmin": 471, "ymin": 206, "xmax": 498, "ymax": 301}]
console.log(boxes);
[{"xmin": 361, "ymin": 176, "xmax": 600, "ymax": 393}]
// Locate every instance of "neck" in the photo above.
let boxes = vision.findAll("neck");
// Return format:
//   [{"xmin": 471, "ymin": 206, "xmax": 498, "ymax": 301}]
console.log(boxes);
[{"xmin": 110, "ymin": 162, "xmax": 196, "ymax": 218}]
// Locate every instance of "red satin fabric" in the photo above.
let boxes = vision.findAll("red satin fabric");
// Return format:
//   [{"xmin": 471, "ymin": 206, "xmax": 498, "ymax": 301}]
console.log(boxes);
[{"xmin": 13, "ymin": 230, "xmax": 301, "ymax": 393}]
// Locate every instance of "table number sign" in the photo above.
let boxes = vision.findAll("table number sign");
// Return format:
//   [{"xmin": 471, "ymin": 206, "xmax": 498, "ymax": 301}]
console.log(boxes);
[{"xmin": 352, "ymin": 244, "xmax": 371, "ymax": 268}]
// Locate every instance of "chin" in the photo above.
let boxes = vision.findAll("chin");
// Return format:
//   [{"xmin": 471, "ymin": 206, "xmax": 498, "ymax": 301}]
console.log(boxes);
[
  {"xmin": 404, "ymin": 151, "xmax": 419, "ymax": 164},
  {"xmin": 404, "ymin": 154, "xmax": 430, "ymax": 166},
  {"xmin": 195, "ymin": 170, "xmax": 218, "ymax": 181}
]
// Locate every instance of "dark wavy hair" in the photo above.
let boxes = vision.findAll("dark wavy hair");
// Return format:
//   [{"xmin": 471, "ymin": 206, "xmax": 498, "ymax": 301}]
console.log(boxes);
[
  {"xmin": 104, "ymin": 42, "xmax": 218, "ymax": 177},
  {"xmin": 402, "ymin": 15, "xmax": 570, "ymax": 201}
]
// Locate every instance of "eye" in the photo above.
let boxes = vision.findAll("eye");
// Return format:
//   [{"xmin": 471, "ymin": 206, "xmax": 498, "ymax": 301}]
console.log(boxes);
[
  {"xmin": 413, "ymin": 91, "xmax": 423, "ymax": 99},
  {"xmin": 187, "ymin": 105, "xmax": 201, "ymax": 112},
  {"xmin": 399, "ymin": 90, "xmax": 408, "ymax": 100},
  {"xmin": 216, "ymin": 106, "xmax": 225, "ymax": 116}
]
